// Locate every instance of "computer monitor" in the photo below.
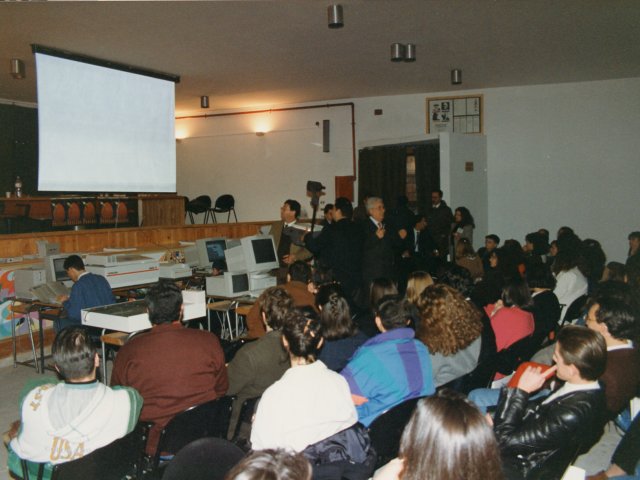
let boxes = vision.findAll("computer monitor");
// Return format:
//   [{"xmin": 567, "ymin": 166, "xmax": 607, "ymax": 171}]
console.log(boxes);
[
  {"xmin": 225, "ymin": 234, "xmax": 279, "ymax": 274},
  {"xmin": 194, "ymin": 237, "xmax": 227, "ymax": 269},
  {"xmin": 205, "ymin": 271, "xmax": 250, "ymax": 297},
  {"xmin": 44, "ymin": 253, "xmax": 79, "ymax": 285}
]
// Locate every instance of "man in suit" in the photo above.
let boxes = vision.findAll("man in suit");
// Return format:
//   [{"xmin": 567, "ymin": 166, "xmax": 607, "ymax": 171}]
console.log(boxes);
[
  {"xmin": 399, "ymin": 214, "xmax": 439, "ymax": 285},
  {"xmin": 426, "ymin": 189, "xmax": 453, "ymax": 259},
  {"xmin": 269, "ymin": 199, "xmax": 312, "ymax": 283}
]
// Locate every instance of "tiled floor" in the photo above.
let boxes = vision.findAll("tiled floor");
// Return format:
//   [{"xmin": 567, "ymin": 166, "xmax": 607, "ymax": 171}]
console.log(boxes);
[{"xmin": 0, "ymin": 361, "xmax": 623, "ymax": 480}]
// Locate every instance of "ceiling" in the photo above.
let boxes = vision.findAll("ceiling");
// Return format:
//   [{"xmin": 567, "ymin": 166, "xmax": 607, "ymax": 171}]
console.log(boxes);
[{"xmin": 1, "ymin": 1, "xmax": 639, "ymax": 117}]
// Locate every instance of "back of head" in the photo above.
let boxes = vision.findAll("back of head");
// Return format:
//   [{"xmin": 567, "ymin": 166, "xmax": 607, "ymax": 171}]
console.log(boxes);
[
  {"xmin": 52, "ymin": 326, "xmax": 97, "ymax": 381},
  {"xmin": 258, "ymin": 286, "xmax": 294, "ymax": 331},
  {"xmin": 526, "ymin": 231, "xmax": 548, "ymax": 255},
  {"xmin": 282, "ymin": 307, "xmax": 323, "ymax": 362},
  {"xmin": 315, "ymin": 283, "xmax": 355, "ymax": 340},
  {"xmin": 288, "ymin": 260, "xmax": 312, "ymax": 284},
  {"xmin": 146, "ymin": 280, "xmax": 183, "ymax": 325},
  {"xmin": 456, "ymin": 237, "xmax": 476, "ymax": 257},
  {"xmin": 334, "ymin": 197, "xmax": 353, "ymax": 219},
  {"xmin": 224, "ymin": 449, "xmax": 312, "ymax": 480},
  {"xmin": 438, "ymin": 264, "xmax": 474, "ymax": 299},
  {"xmin": 63, "ymin": 254, "xmax": 85, "ymax": 271},
  {"xmin": 501, "ymin": 277, "xmax": 533, "ymax": 309},
  {"xmin": 375, "ymin": 295, "xmax": 415, "ymax": 331},
  {"xmin": 557, "ymin": 325, "xmax": 607, "ymax": 381},
  {"xmin": 405, "ymin": 271, "xmax": 434, "ymax": 305},
  {"xmin": 370, "ymin": 277, "xmax": 398, "ymax": 308},
  {"xmin": 399, "ymin": 390, "xmax": 504, "ymax": 480},
  {"xmin": 525, "ymin": 262, "xmax": 556, "ymax": 290}
]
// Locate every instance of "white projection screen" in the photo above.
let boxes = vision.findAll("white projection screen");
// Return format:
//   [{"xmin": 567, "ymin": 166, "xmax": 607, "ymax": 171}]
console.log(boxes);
[{"xmin": 35, "ymin": 48, "xmax": 177, "ymax": 192}]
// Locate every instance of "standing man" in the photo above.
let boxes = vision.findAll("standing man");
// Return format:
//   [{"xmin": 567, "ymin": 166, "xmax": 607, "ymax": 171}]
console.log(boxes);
[
  {"xmin": 399, "ymin": 214, "xmax": 439, "ymax": 282},
  {"xmin": 426, "ymin": 189, "xmax": 453, "ymax": 259},
  {"xmin": 111, "ymin": 281, "xmax": 228, "ymax": 454},
  {"xmin": 269, "ymin": 199, "xmax": 312, "ymax": 282},
  {"xmin": 627, "ymin": 231, "xmax": 640, "ymax": 270},
  {"xmin": 56, "ymin": 255, "xmax": 115, "ymax": 332}
]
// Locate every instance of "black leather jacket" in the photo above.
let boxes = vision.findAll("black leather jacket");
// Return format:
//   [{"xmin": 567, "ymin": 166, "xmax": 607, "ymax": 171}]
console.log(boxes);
[{"xmin": 494, "ymin": 386, "xmax": 606, "ymax": 480}]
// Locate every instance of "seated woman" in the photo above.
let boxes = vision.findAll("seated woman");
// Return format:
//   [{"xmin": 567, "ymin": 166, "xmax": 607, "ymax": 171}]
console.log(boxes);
[
  {"xmin": 552, "ymin": 233, "xmax": 589, "ymax": 321},
  {"xmin": 404, "ymin": 271, "xmax": 433, "ymax": 306},
  {"xmin": 485, "ymin": 278, "xmax": 535, "ymax": 352},
  {"xmin": 415, "ymin": 284, "xmax": 483, "ymax": 387},
  {"xmin": 251, "ymin": 308, "xmax": 373, "ymax": 477},
  {"xmin": 373, "ymin": 390, "xmax": 504, "ymax": 480},
  {"xmin": 315, "ymin": 283, "xmax": 368, "ymax": 372},
  {"xmin": 526, "ymin": 263, "xmax": 561, "ymax": 344},
  {"xmin": 455, "ymin": 237, "xmax": 484, "ymax": 282},
  {"xmin": 493, "ymin": 325, "xmax": 608, "ymax": 480},
  {"xmin": 225, "ymin": 449, "xmax": 312, "ymax": 480},
  {"xmin": 353, "ymin": 277, "xmax": 398, "ymax": 338}
]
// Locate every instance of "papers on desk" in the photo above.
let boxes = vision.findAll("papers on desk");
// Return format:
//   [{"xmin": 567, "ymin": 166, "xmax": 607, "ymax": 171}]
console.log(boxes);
[{"xmin": 30, "ymin": 281, "xmax": 70, "ymax": 305}]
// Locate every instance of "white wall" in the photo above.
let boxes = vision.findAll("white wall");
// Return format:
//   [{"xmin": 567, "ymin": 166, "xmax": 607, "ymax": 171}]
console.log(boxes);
[{"xmin": 177, "ymin": 77, "xmax": 640, "ymax": 261}]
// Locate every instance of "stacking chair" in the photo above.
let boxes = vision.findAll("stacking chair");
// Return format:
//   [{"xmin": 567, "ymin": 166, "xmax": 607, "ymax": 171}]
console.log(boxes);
[
  {"xmin": 209, "ymin": 194, "xmax": 237, "ymax": 223},
  {"xmin": 560, "ymin": 294, "xmax": 589, "ymax": 327},
  {"xmin": 150, "ymin": 396, "xmax": 234, "ymax": 476},
  {"xmin": 160, "ymin": 437, "xmax": 245, "ymax": 480},
  {"xmin": 185, "ymin": 195, "xmax": 212, "ymax": 224},
  {"xmin": 367, "ymin": 396, "xmax": 422, "ymax": 469}
]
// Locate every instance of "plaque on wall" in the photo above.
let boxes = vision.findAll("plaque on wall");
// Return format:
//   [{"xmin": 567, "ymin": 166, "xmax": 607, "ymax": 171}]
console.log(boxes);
[{"xmin": 426, "ymin": 95, "xmax": 483, "ymax": 135}]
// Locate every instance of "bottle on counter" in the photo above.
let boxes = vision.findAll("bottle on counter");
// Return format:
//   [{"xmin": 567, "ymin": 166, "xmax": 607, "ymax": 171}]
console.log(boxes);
[{"xmin": 14, "ymin": 176, "xmax": 23, "ymax": 198}]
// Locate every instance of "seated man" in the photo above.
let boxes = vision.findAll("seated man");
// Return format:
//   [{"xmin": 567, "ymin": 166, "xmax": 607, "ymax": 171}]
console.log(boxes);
[
  {"xmin": 110, "ymin": 281, "xmax": 228, "ymax": 454},
  {"xmin": 226, "ymin": 286, "xmax": 293, "ymax": 438},
  {"xmin": 246, "ymin": 261, "xmax": 316, "ymax": 338},
  {"xmin": 493, "ymin": 325, "xmax": 608, "ymax": 480},
  {"xmin": 57, "ymin": 254, "xmax": 115, "ymax": 332},
  {"xmin": 7, "ymin": 326, "xmax": 142, "ymax": 479},
  {"xmin": 340, "ymin": 295, "xmax": 434, "ymax": 427}
]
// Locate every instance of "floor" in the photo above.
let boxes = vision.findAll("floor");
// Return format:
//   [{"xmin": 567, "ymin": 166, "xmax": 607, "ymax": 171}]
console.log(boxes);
[{"xmin": 0, "ymin": 360, "xmax": 623, "ymax": 480}]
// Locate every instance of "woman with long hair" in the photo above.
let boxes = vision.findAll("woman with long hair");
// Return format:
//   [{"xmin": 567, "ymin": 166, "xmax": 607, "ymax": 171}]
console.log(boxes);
[
  {"xmin": 415, "ymin": 284, "xmax": 484, "ymax": 386},
  {"xmin": 373, "ymin": 390, "xmax": 504, "ymax": 480},
  {"xmin": 485, "ymin": 278, "xmax": 535, "ymax": 352},
  {"xmin": 552, "ymin": 233, "xmax": 588, "ymax": 321},
  {"xmin": 404, "ymin": 271, "xmax": 433, "ymax": 305},
  {"xmin": 315, "ymin": 283, "xmax": 368, "ymax": 372},
  {"xmin": 455, "ymin": 237, "xmax": 484, "ymax": 281},
  {"xmin": 451, "ymin": 206, "xmax": 475, "ymax": 258}
]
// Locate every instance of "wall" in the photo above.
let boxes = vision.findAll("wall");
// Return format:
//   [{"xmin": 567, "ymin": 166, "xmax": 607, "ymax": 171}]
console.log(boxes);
[
  {"xmin": 0, "ymin": 103, "xmax": 38, "ymax": 196},
  {"xmin": 178, "ymin": 77, "xmax": 639, "ymax": 261}
]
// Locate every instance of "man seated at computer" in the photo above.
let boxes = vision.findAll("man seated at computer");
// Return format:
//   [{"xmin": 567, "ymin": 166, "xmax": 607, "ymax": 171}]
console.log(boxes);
[{"xmin": 56, "ymin": 255, "xmax": 116, "ymax": 332}]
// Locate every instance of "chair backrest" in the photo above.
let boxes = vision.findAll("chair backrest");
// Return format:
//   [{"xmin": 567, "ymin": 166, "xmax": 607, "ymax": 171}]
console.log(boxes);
[
  {"xmin": 161, "ymin": 437, "xmax": 245, "ymax": 480},
  {"xmin": 154, "ymin": 396, "xmax": 233, "ymax": 467},
  {"xmin": 561, "ymin": 294, "xmax": 589, "ymax": 326},
  {"xmin": 367, "ymin": 396, "xmax": 422, "ymax": 469},
  {"xmin": 186, "ymin": 195, "xmax": 212, "ymax": 214},
  {"xmin": 17, "ymin": 422, "xmax": 149, "ymax": 480},
  {"xmin": 494, "ymin": 334, "xmax": 541, "ymax": 377},
  {"xmin": 231, "ymin": 396, "xmax": 261, "ymax": 443},
  {"xmin": 214, "ymin": 194, "xmax": 235, "ymax": 210}
]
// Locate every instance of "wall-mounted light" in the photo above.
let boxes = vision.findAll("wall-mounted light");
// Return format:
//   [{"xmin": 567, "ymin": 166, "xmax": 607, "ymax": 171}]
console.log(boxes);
[
  {"xmin": 451, "ymin": 68, "xmax": 462, "ymax": 85},
  {"xmin": 390, "ymin": 43, "xmax": 405, "ymax": 62},
  {"xmin": 200, "ymin": 95, "xmax": 210, "ymax": 109},
  {"xmin": 10, "ymin": 59, "xmax": 25, "ymax": 79},
  {"xmin": 328, "ymin": 4, "xmax": 344, "ymax": 28},
  {"xmin": 404, "ymin": 44, "xmax": 416, "ymax": 62},
  {"xmin": 256, "ymin": 131, "xmax": 265, "ymax": 137}
]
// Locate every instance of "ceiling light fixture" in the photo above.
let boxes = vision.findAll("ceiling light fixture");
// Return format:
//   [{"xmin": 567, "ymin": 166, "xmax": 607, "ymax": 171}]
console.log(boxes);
[
  {"xmin": 200, "ymin": 95, "xmax": 209, "ymax": 109},
  {"xmin": 10, "ymin": 59, "xmax": 25, "ymax": 79},
  {"xmin": 327, "ymin": 5, "xmax": 344, "ymax": 28},
  {"xmin": 404, "ymin": 44, "xmax": 416, "ymax": 62},
  {"xmin": 451, "ymin": 68, "xmax": 462, "ymax": 85},
  {"xmin": 390, "ymin": 43, "xmax": 405, "ymax": 62}
]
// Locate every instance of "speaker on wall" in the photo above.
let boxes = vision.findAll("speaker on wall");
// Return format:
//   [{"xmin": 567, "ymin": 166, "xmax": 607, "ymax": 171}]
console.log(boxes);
[{"xmin": 322, "ymin": 119, "xmax": 330, "ymax": 153}]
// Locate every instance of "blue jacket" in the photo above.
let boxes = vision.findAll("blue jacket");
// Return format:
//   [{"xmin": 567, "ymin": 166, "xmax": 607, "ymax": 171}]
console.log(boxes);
[
  {"xmin": 63, "ymin": 272, "xmax": 115, "ymax": 323},
  {"xmin": 340, "ymin": 328, "xmax": 434, "ymax": 427}
]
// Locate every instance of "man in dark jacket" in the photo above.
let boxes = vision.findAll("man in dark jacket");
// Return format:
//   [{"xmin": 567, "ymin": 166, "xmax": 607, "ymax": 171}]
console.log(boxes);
[{"xmin": 426, "ymin": 189, "xmax": 453, "ymax": 258}]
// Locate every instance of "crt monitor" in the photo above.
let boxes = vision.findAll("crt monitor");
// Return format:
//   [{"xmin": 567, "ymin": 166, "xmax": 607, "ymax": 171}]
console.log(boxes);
[
  {"xmin": 195, "ymin": 237, "xmax": 227, "ymax": 269},
  {"xmin": 44, "ymin": 253, "xmax": 79, "ymax": 284},
  {"xmin": 241, "ymin": 235, "xmax": 279, "ymax": 273}
]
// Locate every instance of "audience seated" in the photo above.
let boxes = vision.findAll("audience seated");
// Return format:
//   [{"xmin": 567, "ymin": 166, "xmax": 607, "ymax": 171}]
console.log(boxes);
[
  {"xmin": 353, "ymin": 277, "xmax": 398, "ymax": 338},
  {"xmin": 226, "ymin": 286, "xmax": 293, "ymax": 438},
  {"xmin": 493, "ymin": 326, "xmax": 608, "ymax": 480},
  {"xmin": 404, "ymin": 271, "xmax": 433, "ymax": 306},
  {"xmin": 245, "ymin": 261, "xmax": 316, "ymax": 338},
  {"xmin": 455, "ymin": 237, "xmax": 484, "ymax": 282},
  {"xmin": 415, "ymin": 284, "xmax": 483, "ymax": 387},
  {"xmin": 553, "ymin": 233, "xmax": 589, "ymax": 321},
  {"xmin": 526, "ymin": 263, "xmax": 561, "ymax": 344},
  {"xmin": 224, "ymin": 449, "xmax": 312, "ymax": 480},
  {"xmin": 373, "ymin": 390, "xmax": 504, "ymax": 480},
  {"xmin": 478, "ymin": 233, "xmax": 500, "ymax": 273},
  {"xmin": 315, "ymin": 283, "xmax": 368, "ymax": 372},
  {"xmin": 485, "ymin": 278, "xmax": 535, "ymax": 352},
  {"xmin": 7, "ymin": 327, "xmax": 142, "ymax": 479},
  {"xmin": 110, "ymin": 281, "xmax": 228, "ymax": 454},
  {"xmin": 341, "ymin": 295, "xmax": 434, "ymax": 427},
  {"xmin": 587, "ymin": 412, "xmax": 640, "ymax": 480},
  {"xmin": 472, "ymin": 246, "xmax": 520, "ymax": 307}
]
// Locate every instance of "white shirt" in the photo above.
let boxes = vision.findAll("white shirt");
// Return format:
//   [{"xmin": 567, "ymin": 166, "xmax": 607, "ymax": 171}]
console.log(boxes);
[
  {"xmin": 553, "ymin": 267, "xmax": 588, "ymax": 320},
  {"xmin": 251, "ymin": 360, "xmax": 357, "ymax": 452}
]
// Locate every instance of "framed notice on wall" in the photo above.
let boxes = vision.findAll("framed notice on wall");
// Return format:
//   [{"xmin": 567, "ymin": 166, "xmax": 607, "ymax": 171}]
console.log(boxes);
[{"xmin": 426, "ymin": 95, "xmax": 483, "ymax": 134}]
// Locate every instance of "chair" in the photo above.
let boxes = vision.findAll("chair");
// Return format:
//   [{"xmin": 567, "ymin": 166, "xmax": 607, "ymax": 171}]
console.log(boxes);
[
  {"xmin": 16, "ymin": 422, "xmax": 149, "ymax": 480},
  {"xmin": 161, "ymin": 437, "xmax": 245, "ymax": 480},
  {"xmin": 185, "ymin": 195, "xmax": 212, "ymax": 224},
  {"xmin": 209, "ymin": 194, "xmax": 237, "ymax": 223},
  {"xmin": 231, "ymin": 396, "xmax": 261, "ymax": 450},
  {"xmin": 150, "ymin": 396, "xmax": 234, "ymax": 474},
  {"xmin": 493, "ymin": 334, "xmax": 542, "ymax": 378},
  {"xmin": 367, "ymin": 397, "xmax": 422, "ymax": 469},
  {"xmin": 560, "ymin": 294, "xmax": 589, "ymax": 326}
]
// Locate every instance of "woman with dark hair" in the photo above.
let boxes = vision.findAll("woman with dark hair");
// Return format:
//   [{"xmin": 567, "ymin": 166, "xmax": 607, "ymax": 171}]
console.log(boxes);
[
  {"xmin": 451, "ymin": 206, "xmax": 475, "ymax": 258},
  {"xmin": 471, "ymin": 247, "xmax": 521, "ymax": 308},
  {"xmin": 455, "ymin": 237, "xmax": 484, "ymax": 281},
  {"xmin": 353, "ymin": 277, "xmax": 398, "ymax": 337},
  {"xmin": 552, "ymin": 233, "xmax": 588, "ymax": 321},
  {"xmin": 315, "ymin": 283, "xmax": 368, "ymax": 372},
  {"xmin": 225, "ymin": 449, "xmax": 312, "ymax": 480},
  {"xmin": 526, "ymin": 263, "xmax": 561, "ymax": 343},
  {"xmin": 524, "ymin": 232, "xmax": 549, "ymax": 267},
  {"xmin": 415, "ymin": 284, "xmax": 484, "ymax": 386},
  {"xmin": 581, "ymin": 238, "xmax": 607, "ymax": 290},
  {"xmin": 373, "ymin": 390, "xmax": 504, "ymax": 480},
  {"xmin": 485, "ymin": 278, "xmax": 535, "ymax": 352}
]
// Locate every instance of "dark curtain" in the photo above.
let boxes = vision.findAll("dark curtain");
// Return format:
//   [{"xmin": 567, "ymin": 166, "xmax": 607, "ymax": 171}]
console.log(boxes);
[
  {"xmin": 414, "ymin": 143, "xmax": 440, "ymax": 214},
  {"xmin": 357, "ymin": 146, "xmax": 407, "ymax": 206}
]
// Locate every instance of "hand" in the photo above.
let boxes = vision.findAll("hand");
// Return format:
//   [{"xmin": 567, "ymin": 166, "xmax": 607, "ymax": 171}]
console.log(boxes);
[
  {"xmin": 307, "ymin": 282, "xmax": 317, "ymax": 294},
  {"xmin": 401, "ymin": 250, "xmax": 411, "ymax": 258},
  {"xmin": 7, "ymin": 420, "xmax": 21, "ymax": 440},
  {"xmin": 490, "ymin": 300, "xmax": 504, "ymax": 317},
  {"xmin": 485, "ymin": 413, "xmax": 494, "ymax": 427},
  {"xmin": 398, "ymin": 228, "xmax": 408, "ymax": 240},
  {"xmin": 375, "ymin": 226, "xmax": 385, "ymax": 239},
  {"xmin": 373, "ymin": 458, "xmax": 404, "ymax": 480},
  {"xmin": 57, "ymin": 294, "xmax": 69, "ymax": 303},
  {"xmin": 517, "ymin": 365, "xmax": 557, "ymax": 393},
  {"xmin": 282, "ymin": 255, "xmax": 295, "ymax": 265}
]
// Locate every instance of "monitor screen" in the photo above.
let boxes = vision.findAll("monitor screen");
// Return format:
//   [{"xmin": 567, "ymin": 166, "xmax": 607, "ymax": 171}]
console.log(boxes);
[
  {"xmin": 231, "ymin": 273, "xmax": 250, "ymax": 293},
  {"xmin": 205, "ymin": 240, "xmax": 226, "ymax": 263},
  {"xmin": 53, "ymin": 257, "xmax": 71, "ymax": 282},
  {"xmin": 252, "ymin": 238, "xmax": 277, "ymax": 264}
]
